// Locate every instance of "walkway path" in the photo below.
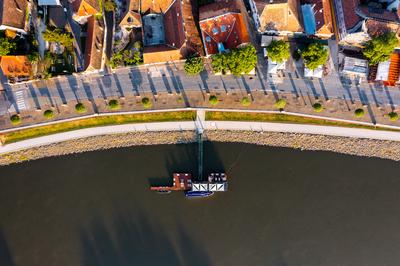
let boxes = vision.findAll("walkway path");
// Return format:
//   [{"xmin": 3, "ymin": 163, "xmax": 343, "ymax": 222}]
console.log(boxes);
[{"xmin": 2, "ymin": 114, "xmax": 400, "ymax": 154}]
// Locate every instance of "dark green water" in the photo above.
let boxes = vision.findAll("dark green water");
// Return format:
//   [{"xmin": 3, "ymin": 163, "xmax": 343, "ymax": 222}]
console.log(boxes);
[{"xmin": 1, "ymin": 142, "xmax": 400, "ymax": 266}]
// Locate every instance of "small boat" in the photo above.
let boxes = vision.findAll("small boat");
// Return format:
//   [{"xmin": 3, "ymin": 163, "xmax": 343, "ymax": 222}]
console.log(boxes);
[{"xmin": 184, "ymin": 190, "xmax": 214, "ymax": 198}]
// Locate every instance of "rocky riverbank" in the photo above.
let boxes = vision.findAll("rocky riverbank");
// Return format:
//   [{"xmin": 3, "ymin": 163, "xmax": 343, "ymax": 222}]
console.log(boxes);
[{"xmin": 1, "ymin": 130, "xmax": 400, "ymax": 165}]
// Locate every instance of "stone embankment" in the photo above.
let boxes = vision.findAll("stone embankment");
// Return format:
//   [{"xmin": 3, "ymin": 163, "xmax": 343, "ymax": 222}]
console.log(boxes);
[{"xmin": 1, "ymin": 130, "xmax": 400, "ymax": 165}]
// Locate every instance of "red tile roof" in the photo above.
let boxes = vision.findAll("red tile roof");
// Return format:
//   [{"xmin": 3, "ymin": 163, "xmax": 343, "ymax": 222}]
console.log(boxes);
[
  {"xmin": 0, "ymin": 56, "xmax": 32, "ymax": 77},
  {"xmin": 142, "ymin": 0, "xmax": 203, "ymax": 63},
  {"xmin": 199, "ymin": 0, "xmax": 250, "ymax": 55},
  {"xmin": 359, "ymin": 6, "xmax": 399, "ymax": 23},
  {"xmin": 342, "ymin": 0, "xmax": 362, "ymax": 30},
  {"xmin": 0, "ymin": 0, "xmax": 27, "ymax": 30},
  {"xmin": 200, "ymin": 12, "xmax": 250, "ymax": 55},
  {"xmin": 301, "ymin": 0, "xmax": 333, "ymax": 35},
  {"xmin": 84, "ymin": 16, "xmax": 104, "ymax": 71}
]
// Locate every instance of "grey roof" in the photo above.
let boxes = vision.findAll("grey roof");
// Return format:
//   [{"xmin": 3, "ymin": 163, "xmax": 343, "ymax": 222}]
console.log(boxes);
[{"xmin": 38, "ymin": 0, "xmax": 61, "ymax": 6}]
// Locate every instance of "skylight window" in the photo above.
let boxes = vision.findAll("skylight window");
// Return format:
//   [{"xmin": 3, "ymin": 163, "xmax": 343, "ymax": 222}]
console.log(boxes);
[
  {"xmin": 212, "ymin": 28, "xmax": 219, "ymax": 35},
  {"xmin": 221, "ymin": 25, "xmax": 227, "ymax": 32},
  {"xmin": 206, "ymin": 36, "xmax": 211, "ymax": 42}
]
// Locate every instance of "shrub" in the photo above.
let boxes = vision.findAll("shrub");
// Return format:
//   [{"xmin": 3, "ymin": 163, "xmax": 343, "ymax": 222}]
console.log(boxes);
[
  {"xmin": 274, "ymin": 99, "xmax": 286, "ymax": 110},
  {"xmin": 75, "ymin": 103, "xmax": 87, "ymax": 113},
  {"xmin": 184, "ymin": 56, "xmax": 204, "ymax": 75},
  {"xmin": 388, "ymin": 111, "xmax": 399, "ymax": 121},
  {"xmin": 312, "ymin": 103, "xmax": 323, "ymax": 113},
  {"xmin": 240, "ymin": 97, "xmax": 251, "ymax": 106},
  {"xmin": 0, "ymin": 37, "xmax": 16, "ymax": 56},
  {"xmin": 43, "ymin": 109, "xmax": 54, "ymax": 119},
  {"xmin": 354, "ymin": 108, "xmax": 365, "ymax": 118},
  {"xmin": 209, "ymin": 95, "xmax": 219, "ymax": 106},
  {"xmin": 10, "ymin": 114, "xmax": 21, "ymax": 125},
  {"xmin": 108, "ymin": 99, "xmax": 120, "ymax": 110},
  {"xmin": 141, "ymin": 97, "xmax": 152, "ymax": 108}
]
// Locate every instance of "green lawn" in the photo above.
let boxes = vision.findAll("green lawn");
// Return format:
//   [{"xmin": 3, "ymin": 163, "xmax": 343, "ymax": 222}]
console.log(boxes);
[
  {"xmin": 206, "ymin": 111, "xmax": 399, "ymax": 131},
  {"xmin": 1, "ymin": 111, "xmax": 196, "ymax": 144}
]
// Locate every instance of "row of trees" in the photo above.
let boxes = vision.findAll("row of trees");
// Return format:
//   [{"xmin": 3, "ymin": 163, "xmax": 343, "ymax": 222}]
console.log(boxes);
[
  {"xmin": 211, "ymin": 45, "xmax": 257, "ymax": 75},
  {"xmin": 184, "ymin": 45, "xmax": 258, "ymax": 76},
  {"xmin": 266, "ymin": 40, "xmax": 329, "ymax": 70}
]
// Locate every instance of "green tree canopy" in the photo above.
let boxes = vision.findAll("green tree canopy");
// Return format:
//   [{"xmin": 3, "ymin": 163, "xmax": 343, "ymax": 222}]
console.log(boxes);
[
  {"xmin": 226, "ymin": 45, "xmax": 257, "ymax": 75},
  {"xmin": 302, "ymin": 43, "xmax": 329, "ymax": 70},
  {"xmin": 363, "ymin": 32, "xmax": 398, "ymax": 65},
  {"xmin": 104, "ymin": 0, "xmax": 116, "ymax": 11},
  {"xmin": 211, "ymin": 45, "xmax": 257, "ymax": 75},
  {"xmin": 43, "ymin": 28, "xmax": 74, "ymax": 48},
  {"xmin": 211, "ymin": 53, "xmax": 225, "ymax": 73},
  {"xmin": 28, "ymin": 51, "xmax": 40, "ymax": 63},
  {"xmin": 184, "ymin": 56, "xmax": 204, "ymax": 75},
  {"xmin": 0, "ymin": 37, "xmax": 16, "ymax": 56},
  {"xmin": 266, "ymin": 40, "xmax": 290, "ymax": 63},
  {"xmin": 109, "ymin": 50, "xmax": 142, "ymax": 68}
]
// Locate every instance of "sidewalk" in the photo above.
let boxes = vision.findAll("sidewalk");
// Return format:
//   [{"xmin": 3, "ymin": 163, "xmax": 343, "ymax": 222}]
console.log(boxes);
[{"xmin": 2, "ymin": 114, "xmax": 400, "ymax": 154}]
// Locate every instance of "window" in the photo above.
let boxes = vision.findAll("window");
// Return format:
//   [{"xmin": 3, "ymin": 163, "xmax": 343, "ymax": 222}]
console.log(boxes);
[
  {"xmin": 212, "ymin": 28, "xmax": 219, "ymax": 35},
  {"xmin": 221, "ymin": 25, "xmax": 226, "ymax": 32},
  {"xmin": 206, "ymin": 36, "xmax": 211, "ymax": 42}
]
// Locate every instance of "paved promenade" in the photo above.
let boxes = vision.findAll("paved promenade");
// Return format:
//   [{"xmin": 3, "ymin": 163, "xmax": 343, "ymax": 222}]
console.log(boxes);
[{"xmin": 2, "ymin": 118, "xmax": 400, "ymax": 154}]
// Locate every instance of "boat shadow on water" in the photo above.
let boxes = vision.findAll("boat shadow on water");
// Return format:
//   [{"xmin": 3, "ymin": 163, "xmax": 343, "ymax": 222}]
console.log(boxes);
[{"xmin": 79, "ymin": 208, "xmax": 212, "ymax": 266}]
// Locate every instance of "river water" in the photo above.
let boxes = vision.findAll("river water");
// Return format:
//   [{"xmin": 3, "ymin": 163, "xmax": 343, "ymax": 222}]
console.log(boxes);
[{"xmin": 1, "ymin": 142, "xmax": 400, "ymax": 266}]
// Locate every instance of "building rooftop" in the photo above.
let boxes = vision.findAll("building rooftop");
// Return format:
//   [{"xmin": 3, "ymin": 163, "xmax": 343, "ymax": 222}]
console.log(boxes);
[
  {"xmin": 254, "ymin": 0, "xmax": 302, "ymax": 32},
  {"xmin": 342, "ymin": 0, "xmax": 362, "ymax": 30},
  {"xmin": 84, "ymin": 16, "xmax": 104, "ymax": 71},
  {"xmin": 0, "ymin": 56, "xmax": 32, "ymax": 77},
  {"xmin": 301, "ymin": 0, "xmax": 333, "ymax": 35},
  {"xmin": 141, "ymin": 0, "xmax": 175, "ymax": 14},
  {"xmin": 141, "ymin": 0, "xmax": 203, "ymax": 63},
  {"xmin": 38, "ymin": 0, "xmax": 61, "ymax": 6},
  {"xmin": 342, "ymin": 56, "xmax": 368, "ymax": 77},
  {"xmin": 359, "ymin": 6, "xmax": 400, "ymax": 24},
  {"xmin": 72, "ymin": 0, "xmax": 100, "ymax": 16},
  {"xmin": 0, "ymin": 0, "xmax": 27, "ymax": 30},
  {"xmin": 200, "ymin": 0, "xmax": 250, "ymax": 56},
  {"xmin": 119, "ymin": 0, "xmax": 141, "ymax": 28},
  {"xmin": 48, "ymin": 6, "xmax": 68, "ymax": 28}
]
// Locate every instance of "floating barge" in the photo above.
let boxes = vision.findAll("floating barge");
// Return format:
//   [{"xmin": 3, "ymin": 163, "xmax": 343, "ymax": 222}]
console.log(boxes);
[{"xmin": 150, "ymin": 173, "xmax": 228, "ymax": 198}]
